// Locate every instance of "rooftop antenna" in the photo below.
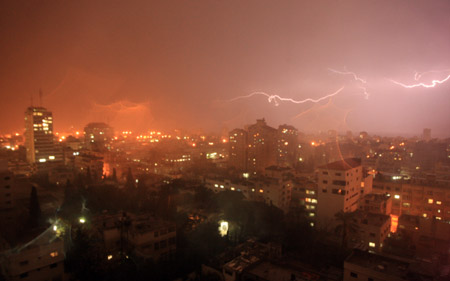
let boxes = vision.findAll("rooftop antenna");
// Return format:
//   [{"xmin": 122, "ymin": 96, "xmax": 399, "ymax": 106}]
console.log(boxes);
[
  {"xmin": 39, "ymin": 88, "xmax": 43, "ymax": 107},
  {"xmin": 30, "ymin": 93, "xmax": 34, "ymax": 107}
]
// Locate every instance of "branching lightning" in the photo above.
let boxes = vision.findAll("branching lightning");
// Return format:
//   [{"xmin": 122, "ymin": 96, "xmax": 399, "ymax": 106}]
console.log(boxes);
[
  {"xmin": 414, "ymin": 69, "xmax": 450, "ymax": 81},
  {"xmin": 328, "ymin": 68, "xmax": 369, "ymax": 99},
  {"xmin": 328, "ymin": 68, "xmax": 367, "ymax": 84},
  {"xmin": 228, "ymin": 86, "xmax": 345, "ymax": 106},
  {"xmin": 389, "ymin": 73, "xmax": 450, "ymax": 89}
]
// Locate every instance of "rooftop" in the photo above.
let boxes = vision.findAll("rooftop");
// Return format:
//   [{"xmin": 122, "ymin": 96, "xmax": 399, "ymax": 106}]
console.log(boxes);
[
  {"xmin": 345, "ymin": 249, "xmax": 435, "ymax": 280},
  {"xmin": 318, "ymin": 158, "xmax": 361, "ymax": 171}
]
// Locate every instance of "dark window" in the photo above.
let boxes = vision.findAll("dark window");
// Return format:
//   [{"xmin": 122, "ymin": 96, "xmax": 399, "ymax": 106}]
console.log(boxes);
[
  {"xmin": 154, "ymin": 231, "xmax": 159, "ymax": 237},
  {"xmin": 169, "ymin": 237, "xmax": 176, "ymax": 245},
  {"xmin": 50, "ymin": 263, "xmax": 57, "ymax": 268},
  {"xmin": 160, "ymin": 240, "xmax": 167, "ymax": 248},
  {"xmin": 368, "ymin": 278, "xmax": 374, "ymax": 281},
  {"xmin": 323, "ymin": 180, "xmax": 328, "ymax": 184},
  {"xmin": 322, "ymin": 171, "xmax": 328, "ymax": 175},
  {"xmin": 322, "ymin": 189, "xmax": 327, "ymax": 193},
  {"xmin": 350, "ymin": 272, "xmax": 358, "ymax": 278},
  {"xmin": 332, "ymin": 180, "xmax": 346, "ymax": 186},
  {"xmin": 4, "ymin": 185, "xmax": 10, "ymax": 189},
  {"xmin": 19, "ymin": 272, "xmax": 28, "ymax": 279},
  {"xmin": 154, "ymin": 243, "xmax": 160, "ymax": 250},
  {"xmin": 20, "ymin": 261, "xmax": 29, "ymax": 266},
  {"xmin": 335, "ymin": 173, "xmax": 342, "ymax": 176},
  {"xmin": 168, "ymin": 226, "xmax": 176, "ymax": 232}
]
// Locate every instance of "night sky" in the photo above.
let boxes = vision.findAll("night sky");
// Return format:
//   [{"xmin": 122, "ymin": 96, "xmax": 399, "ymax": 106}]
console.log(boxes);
[{"xmin": 1, "ymin": 0, "xmax": 449, "ymax": 136}]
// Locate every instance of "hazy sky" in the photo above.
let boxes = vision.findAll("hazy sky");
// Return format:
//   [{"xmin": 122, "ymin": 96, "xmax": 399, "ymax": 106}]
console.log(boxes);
[{"xmin": 1, "ymin": 0, "xmax": 449, "ymax": 136}]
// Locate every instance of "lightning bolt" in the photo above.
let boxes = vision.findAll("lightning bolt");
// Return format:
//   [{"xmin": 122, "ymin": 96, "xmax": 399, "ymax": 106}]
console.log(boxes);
[
  {"xmin": 328, "ymin": 68, "xmax": 369, "ymax": 99},
  {"xmin": 328, "ymin": 68, "xmax": 367, "ymax": 84},
  {"xmin": 228, "ymin": 86, "xmax": 345, "ymax": 106},
  {"xmin": 414, "ymin": 69, "xmax": 450, "ymax": 81},
  {"xmin": 389, "ymin": 74, "xmax": 450, "ymax": 88}
]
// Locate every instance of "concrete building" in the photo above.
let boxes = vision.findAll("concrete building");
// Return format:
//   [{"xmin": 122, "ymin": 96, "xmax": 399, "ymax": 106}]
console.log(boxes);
[
  {"xmin": 247, "ymin": 119, "xmax": 278, "ymax": 175},
  {"xmin": 84, "ymin": 122, "xmax": 113, "ymax": 151},
  {"xmin": 74, "ymin": 152, "xmax": 104, "ymax": 181},
  {"xmin": 316, "ymin": 158, "xmax": 364, "ymax": 227},
  {"xmin": 229, "ymin": 129, "xmax": 248, "ymax": 171},
  {"xmin": 205, "ymin": 176, "xmax": 292, "ymax": 213},
  {"xmin": 0, "ymin": 163, "xmax": 15, "ymax": 228},
  {"xmin": 359, "ymin": 193, "xmax": 392, "ymax": 216},
  {"xmin": 344, "ymin": 249, "xmax": 437, "ymax": 281},
  {"xmin": 352, "ymin": 211, "xmax": 391, "ymax": 252},
  {"xmin": 0, "ymin": 229, "xmax": 65, "ymax": 281},
  {"xmin": 277, "ymin": 125, "xmax": 298, "ymax": 168},
  {"xmin": 24, "ymin": 107, "xmax": 61, "ymax": 166},
  {"xmin": 372, "ymin": 174, "xmax": 450, "ymax": 223},
  {"xmin": 93, "ymin": 213, "xmax": 176, "ymax": 262}
]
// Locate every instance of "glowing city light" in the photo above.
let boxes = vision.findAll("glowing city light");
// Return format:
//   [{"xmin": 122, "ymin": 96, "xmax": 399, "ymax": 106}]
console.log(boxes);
[
  {"xmin": 79, "ymin": 217, "xmax": 86, "ymax": 224},
  {"xmin": 219, "ymin": 220, "xmax": 229, "ymax": 237},
  {"xmin": 228, "ymin": 86, "xmax": 345, "ymax": 106}
]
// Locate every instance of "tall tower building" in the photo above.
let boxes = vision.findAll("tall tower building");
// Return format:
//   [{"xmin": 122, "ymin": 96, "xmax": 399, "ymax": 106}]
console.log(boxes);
[
  {"xmin": 84, "ymin": 122, "xmax": 114, "ymax": 151},
  {"xmin": 247, "ymin": 119, "xmax": 277, "ymax": 174},
  {"xmin": 277, "ymin": 124, "xmax": 298, "ymax": 167},
  {"xmin": 24, "ymin": 107, "xmax": 57, "ymax": 164},
  {"xmin": 228, "ymin": 128, "xmax": 248, "ymax": 171}
]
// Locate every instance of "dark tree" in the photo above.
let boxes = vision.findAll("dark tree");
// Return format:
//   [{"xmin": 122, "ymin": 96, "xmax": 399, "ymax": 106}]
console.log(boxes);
[
  {"xmin": 112, "ymin": 168, "xmax": 118, "ymax": 182},
  {"xmin": 28, "ymin": 186, "xmax": 41, "ymax": 227},
  {"xmin": 125, "ymin": 167, "xmax": 134, "ymax": 188}
]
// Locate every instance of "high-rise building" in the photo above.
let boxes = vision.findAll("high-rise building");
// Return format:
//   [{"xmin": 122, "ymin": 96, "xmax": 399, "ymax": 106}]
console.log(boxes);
[
  {"xmin": 24, "ymin": 107, "xmax": 58, "ymax": 165},
  {"xmin": 84, "ymin": 122, "xmax": 114, "ymax": 151},
  {"xmin": 229, "ymin": 128, "xmax": 248, "ymax": 171},
  {"xmin": 316, "ymin": 158, "xmax": 363, "ymax": 227},
  {"xmin": 277, "ymin": 124, "xmax": 298, "ymax": 167},
  {"xmin": 422, "ymin": 128, "xmax": 431, "ymax": 142},
  {"xmin": 247, "ymin": 119, "xmax": 277, "ymax": 174}
]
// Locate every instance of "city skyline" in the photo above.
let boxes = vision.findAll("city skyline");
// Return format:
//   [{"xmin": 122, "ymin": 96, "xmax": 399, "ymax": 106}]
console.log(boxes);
[{"xmin": 1, "ymin": 0, "xmax": 450, "ymax": 137}]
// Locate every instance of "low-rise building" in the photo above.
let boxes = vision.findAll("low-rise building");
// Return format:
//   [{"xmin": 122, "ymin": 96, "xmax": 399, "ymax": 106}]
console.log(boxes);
[
  {"xmin": 0, "ymin": 228, "xmax": 65, "ymax": 281},
  {"xmin": 344, "ymin": 249, "xmax": 438, "ymax": 281},
  {"xmin": 93, "ymin": 213, "xmax": 176, "ymax": 262}
]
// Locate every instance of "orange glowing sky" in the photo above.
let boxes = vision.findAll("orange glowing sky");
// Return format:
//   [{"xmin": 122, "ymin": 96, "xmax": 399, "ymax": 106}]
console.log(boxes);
[{"xmin": 1, "ymin": 1, "xmax": 450, "ymax": 136}]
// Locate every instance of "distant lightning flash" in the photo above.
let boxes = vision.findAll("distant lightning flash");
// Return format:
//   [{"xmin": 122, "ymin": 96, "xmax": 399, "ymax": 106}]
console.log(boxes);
[
  {"xmin": 328, "ymin": 68, "xmax": 369, "ymax": 99},
  {"xmin": 328, "ymin": 68, "xmax": 367, "ymax": 84},
  {"xmin": 414, "ymin": 69, "xmax": 450, "ymax": 81},
  {"xmin": 390, "ymin": 73, "xmax": 450, "ymax": 88},
  {"xmin": 228, "ymin": 86, "xmax": 345, "ymax": 106}
]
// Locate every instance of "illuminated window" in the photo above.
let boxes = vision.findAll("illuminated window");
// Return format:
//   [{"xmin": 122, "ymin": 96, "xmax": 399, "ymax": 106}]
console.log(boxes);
[
  {"xmin": 423, "ymin": 213, "xmax": 427, "ymax": 218},
  {"xmin": 428, "ymin": 199, "xmax": 433, "ymax": 204},
  {"xmin": 230, "ymin": 187, "xmax": 235, "ymax": 191},
  {"xmin": 369, "ymin": 242, "xmax": 376, "ymax": 248},
  {"xmin": 394, "ymin": 195, "xmax": 400, "ymax": 199},
  {"xmin": 259, "ymin": 189, "xmax": 264, "ymax": 193},
  {"xmin": 107, "ymin": 255, "xmax": 113, "ymax": 260},
  {"xmin": 436, "ymin": 201, "xmax": 442, "ymax": 205},
  {"xmin": 214, "ymin": 184, "xmax": 218, "ymax": 188},
  {"xmin": 436, "ymin": 217, "xmax": 442, "ymax": 220},
  {"xmin": 39, "ymin": 158, "xmax": 46, "ymax": 163},
  {"xmin": 49, "ymin": 156, "xmax": 55, "ymax": 160},
  {"xmin": 311, "ymin": 199, "xmax": 318, "ymax": 204},
  {"xmin": 50, "ymin": 251, "xmax": 58, "ymax": 258}
]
